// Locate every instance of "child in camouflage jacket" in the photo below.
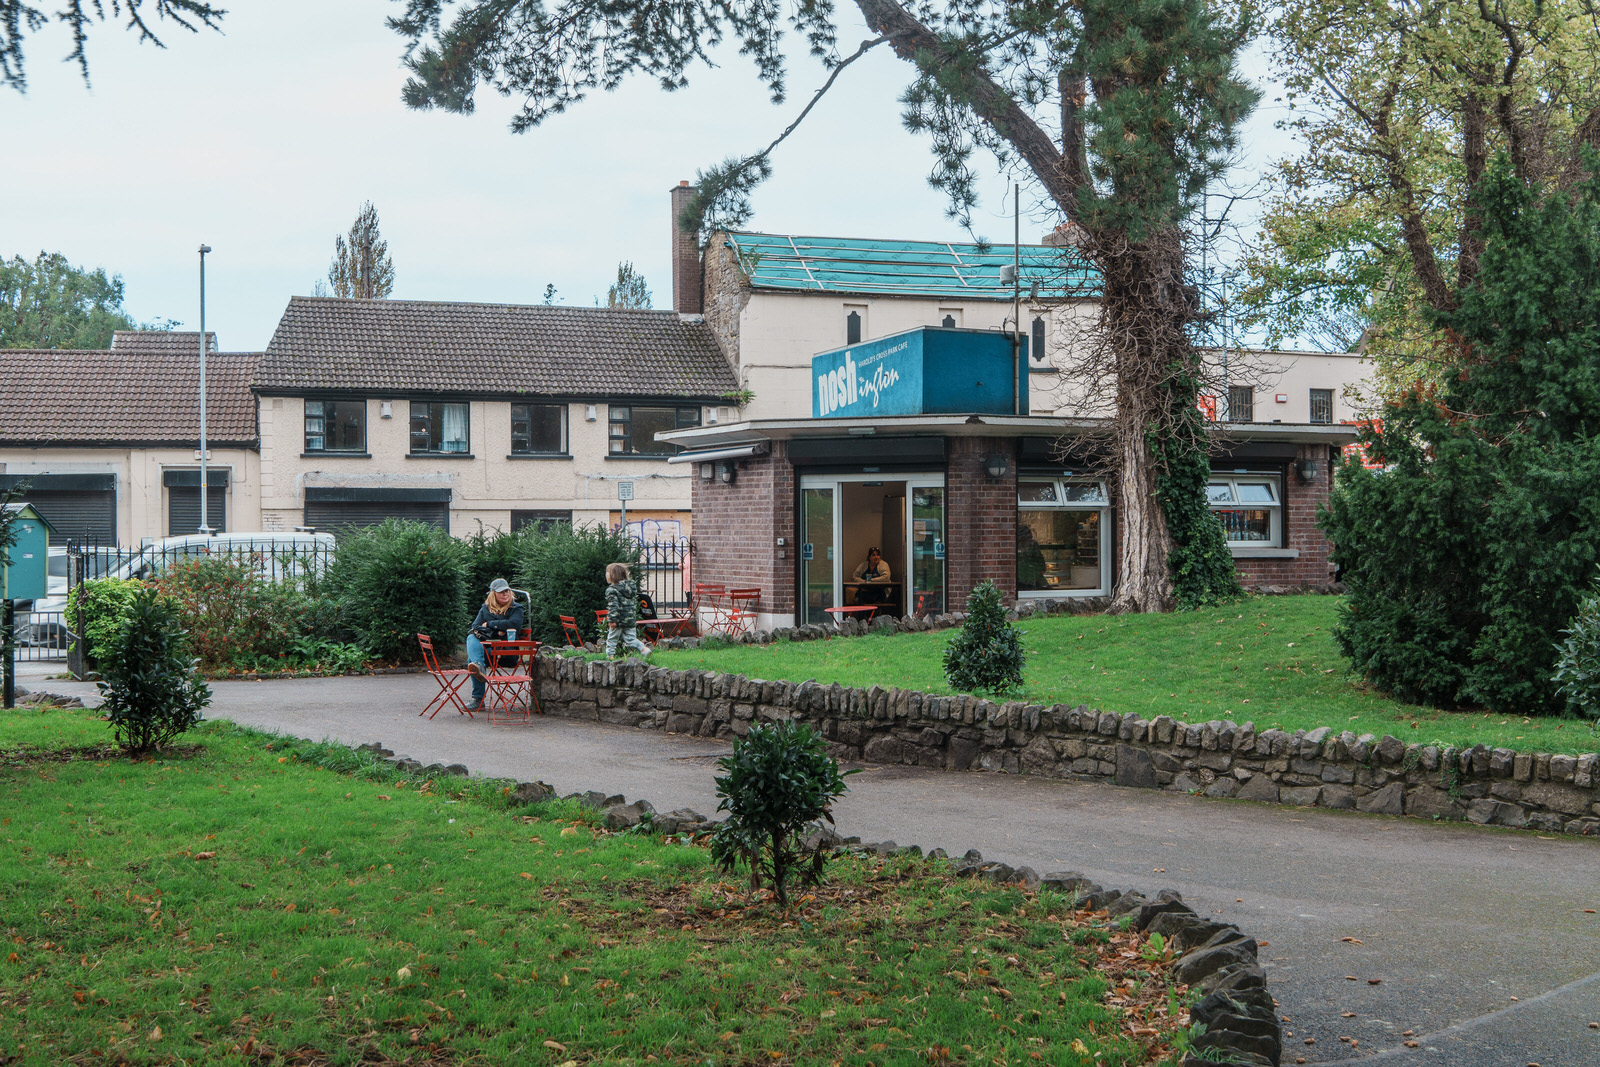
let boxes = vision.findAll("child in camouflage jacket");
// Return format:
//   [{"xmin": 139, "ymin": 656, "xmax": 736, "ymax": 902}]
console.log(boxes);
[{"xmin": 604, "ymin": 562, "xmax": 650, "ymax": 658}]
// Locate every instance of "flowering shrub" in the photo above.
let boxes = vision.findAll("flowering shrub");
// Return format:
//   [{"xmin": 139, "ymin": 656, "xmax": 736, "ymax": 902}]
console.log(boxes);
[{"xmin": 151, "ymin": 557, "xmax": 318, "ymax": 672}]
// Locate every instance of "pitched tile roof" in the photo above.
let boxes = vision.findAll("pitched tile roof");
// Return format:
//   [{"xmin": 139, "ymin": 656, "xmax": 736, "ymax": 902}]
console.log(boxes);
[
  {"xmin": 257, "ymin": 297, "xmax": 739, "ymax": 398},
  {"xmin": 0, "ymin": 333, "xmax": 260, "ymax": 447}
]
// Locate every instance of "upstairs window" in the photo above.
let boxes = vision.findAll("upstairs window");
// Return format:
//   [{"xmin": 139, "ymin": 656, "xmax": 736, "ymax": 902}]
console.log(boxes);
[
  {"xmin": 609, "ymin": 404, "xmax": 701, "ymax": 456},
  {"xmin": 846, "ymin": 309, "xmax": 862, "ymax": 345},
  {"xmin": 1310, "ymin": 388, "xmax": 1334, "ymax": 424},
  {"xmin": 1031, "ymin": 316, "xmax": 1046, "ymax": 362},
  {"xmin": 1228, "ymin": 386, "xmax": 1254, "ymax": 423},
  {"xmin": 305, "ymin": 399, "xmax": 365, "ymax": 453},
  {"xmin": 511, "ymin": 403, "xmax": 566, "ymax": 454},
  {"xmin": 410, "ymin": 401, "xmax": 470, "ymax": 454}
]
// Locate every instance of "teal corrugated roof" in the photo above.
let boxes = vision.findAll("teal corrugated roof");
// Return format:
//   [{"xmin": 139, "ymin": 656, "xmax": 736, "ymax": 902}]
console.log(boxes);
[{"xmin": 724, "ymin": 232, "xmax": 1099, "ymax": 298}]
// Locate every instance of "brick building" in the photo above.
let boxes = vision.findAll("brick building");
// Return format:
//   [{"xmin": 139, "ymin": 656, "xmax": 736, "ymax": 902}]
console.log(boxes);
[{"xmin": 660, "ymin": 184, "xmax": 1360, "ymax": 629}]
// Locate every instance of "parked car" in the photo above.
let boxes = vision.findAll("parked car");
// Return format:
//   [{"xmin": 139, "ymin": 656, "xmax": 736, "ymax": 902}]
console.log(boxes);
[
  {"xmin": 105, "ymin": 532, "xmax": 336, "ymax": 584},
  {"xmin": 20, "ymin": 533, "xmax": 333, "ymax": 646},
  {"xmin": 16, "ymin": 546, "xmax": 125, "ymax": 647}
]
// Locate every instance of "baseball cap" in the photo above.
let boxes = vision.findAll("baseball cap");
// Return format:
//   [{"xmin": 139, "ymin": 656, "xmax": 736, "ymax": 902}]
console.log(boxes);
[{"xmin": 489, "ymin": 578, "xmax": 510, "ymax": 593}]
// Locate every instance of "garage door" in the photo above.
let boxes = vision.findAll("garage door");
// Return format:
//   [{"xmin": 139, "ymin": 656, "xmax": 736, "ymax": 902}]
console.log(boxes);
[
  {"xmin": 303, "ymin": 487, "xmax": 450, "ymax": 536},
  {"xmin": 164, "ymin": 470, "xmax": 229, "ymax": 536},
  {"xmin": 0, "ymin": 474, "xmax": 116, "ymax": 545}
]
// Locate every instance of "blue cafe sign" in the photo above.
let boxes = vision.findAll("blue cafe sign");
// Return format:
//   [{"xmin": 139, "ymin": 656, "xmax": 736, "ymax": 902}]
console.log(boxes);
[{"xmin": 812, "ymin": 326, "xmax": 1027, "ymax": 419}]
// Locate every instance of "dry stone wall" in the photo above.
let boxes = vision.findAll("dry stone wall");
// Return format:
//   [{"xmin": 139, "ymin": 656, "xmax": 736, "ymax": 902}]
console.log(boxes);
[{"xmin": 537, "ymin": 654, "xmax": 1600, "ymax": 835}]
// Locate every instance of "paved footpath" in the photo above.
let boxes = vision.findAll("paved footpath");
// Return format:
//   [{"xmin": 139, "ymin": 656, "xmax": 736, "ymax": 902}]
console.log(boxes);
[{"xmin": 24, "ymin": 667, "xmax": 1600, "ymax": 1065}]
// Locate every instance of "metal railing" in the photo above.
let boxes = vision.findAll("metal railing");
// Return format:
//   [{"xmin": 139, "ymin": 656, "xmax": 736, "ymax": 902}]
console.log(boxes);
[
  {"xmin": 9, "ymin": 609, "xmax": 67, "ymax": 661},
  {"xmin": 634, "ymin": 538, "xmax": 694, "ymax": 613}
]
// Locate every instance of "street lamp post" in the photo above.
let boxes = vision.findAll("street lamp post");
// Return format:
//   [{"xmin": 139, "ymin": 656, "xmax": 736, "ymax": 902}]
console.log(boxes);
[{"xmin": 198, "ymin": 244, "xmax": 211, "ymax": 535}]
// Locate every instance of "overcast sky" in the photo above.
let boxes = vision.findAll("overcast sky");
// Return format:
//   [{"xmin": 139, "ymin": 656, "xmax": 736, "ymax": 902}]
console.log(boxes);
[{"xmin": 2, "ymin": 1, "xmax": 1293, "ymax": 351}]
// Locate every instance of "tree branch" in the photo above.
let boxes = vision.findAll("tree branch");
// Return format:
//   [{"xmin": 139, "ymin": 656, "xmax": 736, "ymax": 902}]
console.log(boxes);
[{"xmin": 851, "ymin": 0, "xmax": 1073, "ymax": 209}]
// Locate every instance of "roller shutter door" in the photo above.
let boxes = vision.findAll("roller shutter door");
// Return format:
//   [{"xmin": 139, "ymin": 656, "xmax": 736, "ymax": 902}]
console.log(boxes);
[
  {"xmin": 303, "ymin": 499, "xmax": 450, "ymax": 535},
  {"xmin": 0, "ymin": 476, "xmax": 117, "ymax": 546},
  {"xmin": 168, "ymin": 487, "xmax": 228, "ymax": 535}
]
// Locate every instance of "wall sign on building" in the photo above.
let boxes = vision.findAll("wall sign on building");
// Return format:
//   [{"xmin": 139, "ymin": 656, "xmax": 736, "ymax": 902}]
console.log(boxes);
[{"xmin": 811, "ymin": 326, "xmax": 1028, "ymax": 419}]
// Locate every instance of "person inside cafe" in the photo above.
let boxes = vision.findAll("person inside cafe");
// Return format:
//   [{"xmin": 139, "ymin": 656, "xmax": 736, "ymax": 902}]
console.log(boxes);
[
  {"xmin": 852, "ymin": 546, "xmax": 893, "ymax": 605},
  {"xmin": 464, "ymin": 577, "xmax": 525, "ymax": 710}
]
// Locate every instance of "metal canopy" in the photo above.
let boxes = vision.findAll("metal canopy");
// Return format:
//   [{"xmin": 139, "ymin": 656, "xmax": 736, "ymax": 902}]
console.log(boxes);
[{"xmin": 724, "ymin": 232, "xmax": 1100, "ymax": 298}]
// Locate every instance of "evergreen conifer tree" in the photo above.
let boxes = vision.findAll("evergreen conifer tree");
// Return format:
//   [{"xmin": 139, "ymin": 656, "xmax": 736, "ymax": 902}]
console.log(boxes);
[
  {"xmin": 943, "ymin": 580, "xmax": 1025, "ymax": 694},
  {"xmin": 327, "ymin": 202, "xmax": 395, "ymax": 300},
  {"xmin": 1322, "ymin": 151, "xmax": 1600, "ymax": 714}
]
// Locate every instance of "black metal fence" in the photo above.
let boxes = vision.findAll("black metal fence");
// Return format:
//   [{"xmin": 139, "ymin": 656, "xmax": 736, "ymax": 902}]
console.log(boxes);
[
  {"xmin": 635, "ymin": 538, "xmax": 694, "ymax": 613},
  {"xmin": 8, "ymin": 533, "xmax": 690, "ymax": 664}
]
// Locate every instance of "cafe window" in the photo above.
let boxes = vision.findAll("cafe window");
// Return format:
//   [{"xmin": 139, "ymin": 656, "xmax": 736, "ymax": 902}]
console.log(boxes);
[
  {"xmin": 304, "ymin": 399, "xmax": 365, "ymax": 453},
  {"xmin": 1208, "ymin": 474, "xmax": 1283, "ymax": 544},
  {"xmin": 511, "ymin": 403, "xmax": 566, "ymax": 454},
  {"xmin": 608, "ymin": 404, "xmax": 701, "ymax": 456},
  {"xmin": 410, "ymin": 401, "xmax": 470, "ymax": 454},
  {"xmin": 1017, "ymin": 478, "xmax": 1109, "ymax": 595}
]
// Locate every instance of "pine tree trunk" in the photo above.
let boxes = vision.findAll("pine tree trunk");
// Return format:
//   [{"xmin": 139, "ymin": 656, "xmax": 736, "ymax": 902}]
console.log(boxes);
[
  {"xmin": 1110, "ymin": 427, "xmax": 1175, "ymax": 613},
  {"xmin": 1095, "ymin": 230, "xmax": 1189, "ymax": 614}
]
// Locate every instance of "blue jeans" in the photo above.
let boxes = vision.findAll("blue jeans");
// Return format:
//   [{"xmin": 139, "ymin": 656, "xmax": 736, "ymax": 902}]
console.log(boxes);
[{"xmin": 466, "ymin": 634, "xmax": 487, "ymax": 701}]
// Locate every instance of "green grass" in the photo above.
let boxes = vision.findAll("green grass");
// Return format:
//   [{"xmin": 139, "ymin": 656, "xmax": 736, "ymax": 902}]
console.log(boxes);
[
  {"xmin": 1, "ymin": 708, "xmax": 1184, "ymax": 1066},
  {"xmin": 650, "ymin": 595, "xmax": 1600, "ymax": 755}
]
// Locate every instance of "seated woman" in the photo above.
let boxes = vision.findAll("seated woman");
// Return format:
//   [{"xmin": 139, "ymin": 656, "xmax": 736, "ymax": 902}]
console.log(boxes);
[
  {"xmin": 851, "ymin": 547, "xmax": 892, "ymax": 605},
  {"xmin": 464, "ymin": 578, "xmax": 525, "ymax": 710}
]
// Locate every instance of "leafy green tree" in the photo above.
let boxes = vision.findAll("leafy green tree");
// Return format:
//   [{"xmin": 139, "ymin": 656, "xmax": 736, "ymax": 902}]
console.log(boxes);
[
  {"xmin": 0, "ymin": 251, "xmax": 141, "ymax": 348},
  {"xmin": 1322, "ymin": 151, "xmax": 1600, "ymax": 714},
  {"xmin": 513, "ymin": 523, "xmax": 639, "ymax": 645},
  {"xmin": 327, "ymin": 202, "xmax": 396, "ymax": 300},
  {"xmin": 96, "ymin": 586, "xmax": 211, "ymax": 756},
  {"xmin": 391, "ymin": 0, "xmax": 1256, "ymax": 612},
  {"xmin": 1, "ymin": 0, "xmax": 223, "ymax": 93},
  {"xmin": 711, "ymin": 720, "xmax": 851, "ymax": 908},
  {"xmin": 1240, "ymin": 0, "xmax": 1600, "ymax": 396},
  {"xmin": 605, "ymin": 261, "xmax": 651, "ymax": 309},
  {"xmin": 943, "ymin": 579, "xmax": 1025, "ymax": 694},
  {"xmin": 326, "ymin": 519, "xmax": 469, "ymax": 662}
]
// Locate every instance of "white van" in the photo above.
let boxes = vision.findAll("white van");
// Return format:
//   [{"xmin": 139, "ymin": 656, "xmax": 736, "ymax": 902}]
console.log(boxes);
[{"xmin": 107, "ymin": 532, "xmax": 337, "ymax": 584}]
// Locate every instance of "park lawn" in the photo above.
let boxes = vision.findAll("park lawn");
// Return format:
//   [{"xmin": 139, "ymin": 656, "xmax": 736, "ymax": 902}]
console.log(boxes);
[
  {"xmin": 650, "ymin": 595, "xmax": 1600, "ymax": 756},
  {"xmin": 1, "ymin": 708, "xmax": 1186, "ymax": 1067}
]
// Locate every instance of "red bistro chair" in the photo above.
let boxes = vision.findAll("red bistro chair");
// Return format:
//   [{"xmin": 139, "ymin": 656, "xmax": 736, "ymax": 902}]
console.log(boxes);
[
  {"xmin": 559, "ymin": 615, "xmax": 586, "ymax": 648},
  {"xmin": 481, "ymin": 639, "xmax": 542, "ymax": 723},
  {"xmin": 724, "ymin": 587, "xmax": 761, "ymax": 637},
  {"xmin": 417, "ymin": 633, "xmax": 471, "ymax": 719}
]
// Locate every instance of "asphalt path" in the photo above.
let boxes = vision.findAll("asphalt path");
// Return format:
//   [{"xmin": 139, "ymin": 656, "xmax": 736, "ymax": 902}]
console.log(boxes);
[{"xmin": 20, "ymin": 666, "xmax": 1600, "ymax": 1065}]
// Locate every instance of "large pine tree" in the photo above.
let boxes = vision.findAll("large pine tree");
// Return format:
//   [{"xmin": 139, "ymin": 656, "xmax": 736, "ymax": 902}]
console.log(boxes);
[
  {"xmin": 1322, "ymin": 151, "xmax": 1600, "ymax": 714},
  {"xmin": 392, "ymin": 0, "xmax": 1256, "ymax": 610}
]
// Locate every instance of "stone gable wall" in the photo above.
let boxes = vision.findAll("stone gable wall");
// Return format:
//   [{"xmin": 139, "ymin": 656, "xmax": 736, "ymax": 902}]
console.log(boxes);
[{"xmin": 536, "ymin": 653, "xmax": 1600, "ymax": 835}]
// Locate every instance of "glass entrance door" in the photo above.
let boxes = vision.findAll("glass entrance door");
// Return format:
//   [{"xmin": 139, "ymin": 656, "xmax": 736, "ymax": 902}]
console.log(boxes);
[
  {"xmin": 801, "ymin": 486, "xmax": 835, "ymax": 625},
  {"xmin": 908, "ymin": 481, "xmax": 945, "ymax": 615},
  {"xmin": 800, "ymin": 473, "xmax": 945, "ymax": 626}
]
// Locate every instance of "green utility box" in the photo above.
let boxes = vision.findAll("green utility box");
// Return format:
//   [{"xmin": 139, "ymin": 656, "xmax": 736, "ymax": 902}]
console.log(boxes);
[{"xmin": 2, "ymin": 503, "xmax": 53, "ymax": 601}]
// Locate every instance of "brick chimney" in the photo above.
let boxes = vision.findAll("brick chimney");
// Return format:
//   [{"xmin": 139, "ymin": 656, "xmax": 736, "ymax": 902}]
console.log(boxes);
[{"xmin": 671, "ymin": 181, "xmax": 703, "ymax": 315}]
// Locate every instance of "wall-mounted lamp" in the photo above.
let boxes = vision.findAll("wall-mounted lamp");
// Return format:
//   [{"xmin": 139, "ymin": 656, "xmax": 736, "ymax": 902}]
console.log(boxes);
[
  {"xmin": 1295, "ymin": 459, "xmax": 1323, "ymax": 484},
  {"xmin": 698, "ymin": 462, "xmax": 715, "ymax": 481},
  {"xmin": 716, "ymin": 460, "xmax": 736, "ymax": 484},
  {"xmin": 984, "ymin": 453, "xmax": 1010, "ymax": 479}
]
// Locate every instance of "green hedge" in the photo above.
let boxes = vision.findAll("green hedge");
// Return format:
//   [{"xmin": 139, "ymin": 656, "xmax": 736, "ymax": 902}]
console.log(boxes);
[
  {"xmin": 327, "ymin": 519, "xmax": 470, "ymax": 663},
  {"xmin": 515, "ymin": 524, "xmax": 639, "ymax": 645}
]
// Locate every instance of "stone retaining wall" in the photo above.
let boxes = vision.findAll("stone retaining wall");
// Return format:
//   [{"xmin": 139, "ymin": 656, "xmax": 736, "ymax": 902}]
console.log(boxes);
[{"xmin": 537, "ymin": 654, "xmax": 1600, "ymax": 835}]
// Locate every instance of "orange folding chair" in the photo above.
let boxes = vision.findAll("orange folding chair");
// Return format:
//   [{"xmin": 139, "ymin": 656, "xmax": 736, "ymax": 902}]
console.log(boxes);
[
  {"xmin": 482, "ymin": 639, "xmax": 542, "ymax": 723},
  {"xmin": 725, "ymin": 587, "xmax": 761, "ymax": 637},
  {"xmin": 417, "ymin": 633, "xmax": 471, "ymax": 719},
  {"xmin": 595, "ymin": 608, "xmax": 609, "ymax": 630},
  {"xmin": 693, "ymin": 582, "xmax": 729, "ymax": 633},
  {"xmin": 560, "ymin": 615, "xmax": 586, "ymax": 648}
]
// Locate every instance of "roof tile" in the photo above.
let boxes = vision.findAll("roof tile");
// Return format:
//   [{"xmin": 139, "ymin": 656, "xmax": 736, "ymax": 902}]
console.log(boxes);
[{"xmin": 257, "ymin": 297, "xmax": 739, "ymax": 398}]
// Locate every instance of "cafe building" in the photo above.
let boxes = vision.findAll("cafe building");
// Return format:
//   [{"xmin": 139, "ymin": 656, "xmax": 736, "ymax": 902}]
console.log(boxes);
[{"xmin": 662, "ymin": 184, "xmax": 1363, "ymax": 630}]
